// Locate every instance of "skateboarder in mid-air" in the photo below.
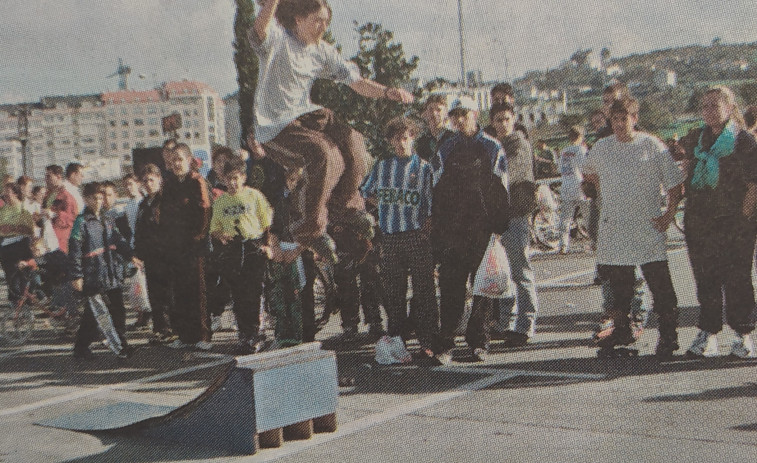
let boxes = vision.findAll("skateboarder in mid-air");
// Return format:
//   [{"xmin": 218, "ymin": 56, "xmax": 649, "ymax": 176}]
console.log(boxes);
[
  {"xmin": 583, "ymin": 97, "xmax": 684, "ymax": 359},
  {"xmin": 249, "ymin": 0, "xmax": 413, "ymax": 264}
]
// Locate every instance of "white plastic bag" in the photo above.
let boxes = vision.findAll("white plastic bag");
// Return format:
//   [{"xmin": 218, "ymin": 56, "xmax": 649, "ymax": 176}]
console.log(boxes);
[
  {"xmin": 125, "ymin": 267, "xmax": 151, "ymax": 312},
  {"xmin": 472, "ymin": 234, "xmax": 513, "ymax": 299}
]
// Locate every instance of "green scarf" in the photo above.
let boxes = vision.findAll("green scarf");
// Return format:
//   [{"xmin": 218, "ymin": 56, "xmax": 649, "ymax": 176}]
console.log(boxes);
[{"xmin": 691, "ymin": 120, "xmax": 737, "ymax": 189}]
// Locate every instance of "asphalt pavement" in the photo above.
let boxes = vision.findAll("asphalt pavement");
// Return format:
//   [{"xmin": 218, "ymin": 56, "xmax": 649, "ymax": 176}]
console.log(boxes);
[{"xmin": 1, "ymin": 231, "xmax": 756, "ymax": 463}]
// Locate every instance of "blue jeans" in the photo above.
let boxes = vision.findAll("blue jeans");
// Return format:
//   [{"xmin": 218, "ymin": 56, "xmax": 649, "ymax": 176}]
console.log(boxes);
[{"xmin": 496, "ymin": 215, "xmax": 539, "ymax": 337}]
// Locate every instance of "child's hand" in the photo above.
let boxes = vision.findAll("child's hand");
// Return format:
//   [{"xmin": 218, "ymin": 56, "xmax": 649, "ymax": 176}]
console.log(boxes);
[
  {"xmin": 131, "ymin": 257, "xmax": 144, "ymax": 270},
  {"xmin": 17, "ymin": 261, "xmax": 28, "ymax": 270},
  {"xmin": 71, "ymin": 279, "xmax": 83, "ymax": 292},
  {"xmin": 259, "ymin": 245, "xmax": 274, "ymax": 260}
]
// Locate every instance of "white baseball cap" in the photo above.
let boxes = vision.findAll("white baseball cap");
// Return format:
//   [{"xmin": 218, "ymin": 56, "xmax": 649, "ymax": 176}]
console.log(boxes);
[{"xmin": 448, "ymin": 95, "xmax": 478, "ymax": 115}]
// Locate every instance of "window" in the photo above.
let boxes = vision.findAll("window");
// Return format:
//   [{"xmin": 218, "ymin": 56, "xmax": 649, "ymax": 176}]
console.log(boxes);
[
  {"xmin": 110, "ymin": 131, "xmax": 116, "ymax": 138},
  {"xmin": 207, "ymin": 97, "xmax": 215, "ymax": 122},
  {"xmin": 147, "ymin": 106, "xmax": 157, "ymax": 114},
  {"xmin": 194, "ymin": 132, "xmax": 200, "ymax": 139},
  {"xmin": 123, "ymin": 154, "xmax": 131, "ymax": 161},
  {"xmin": 134, "ymin": 118, "xmax": 144, "ymax": 126},
  {"xmin": 110, "ymin": 143, "xmax": 117, "ymax": 150},
  {"xmin": 193, "ymin": 109, "xmax": 199, "ymax": 116},
  {"xmin": 135, "ymin": 142, "xmax": 146, "ymax": 149},
  {"xmin": 208, "ymin": 126, "xmax": 215, "ymax": 134},
  {"xmin": 121, "ymin": 120, "xmax": 129, "ymax": 127},
  {"xmin": 185, "ymin": 132, "xmax": 191, "ymax": 139},
  {"xmin": 122, "ymin": 142, "xmax": 130, "ymax": 149},
  {"xmin": 149, "ymin": 129, "xmax": 160, "ymax": 137},
  {"xmin": 109, "ymin": 120, "xmax": 116, "ymax": 127},
  {"xmin": 148, "ymin": 118, "xmax": 158, "ymax": 125},
  {"xmin": 135, "ymin": 130, "xmax": 145, "ymax": 138},
  {"xmin": 121, "ymin": 107, "xmax": 128, "ymax": 115},
  {"xmin": 122, "ymin": 131, "xmax": 129, "ymax": 138},
  {"xmin": 184, "ymin": 110, "xmax": 191, "ymax": 117}
]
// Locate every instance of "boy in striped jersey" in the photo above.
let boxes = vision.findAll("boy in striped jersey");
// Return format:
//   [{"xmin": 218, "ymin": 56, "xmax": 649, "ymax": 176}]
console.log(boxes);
[{"xmin": 361, "ymin": 117, "xmax": 440, "ymax": 365}]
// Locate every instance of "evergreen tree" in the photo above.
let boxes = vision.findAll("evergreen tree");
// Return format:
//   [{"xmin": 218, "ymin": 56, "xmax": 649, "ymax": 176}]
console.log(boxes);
[
  {"xmin": 312, "ymin": 22, "xmax": 421, "ymax": 158},
  {"xmin": 233, "ymin": 0, "xmax": 259, "ymax": 145}
]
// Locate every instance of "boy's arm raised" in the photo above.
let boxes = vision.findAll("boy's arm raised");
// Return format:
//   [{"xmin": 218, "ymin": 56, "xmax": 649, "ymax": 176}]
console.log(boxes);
[
  {"xmin": 349, "ymin": 79, "xmax": 414, "ymax": 104},
  {"xmin": 253, "ymin": 0, "xmax": 280, "ymax": 43}
]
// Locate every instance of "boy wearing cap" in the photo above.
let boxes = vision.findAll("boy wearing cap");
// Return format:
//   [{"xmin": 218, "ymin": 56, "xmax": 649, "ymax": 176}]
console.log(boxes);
[
  {"xmin": 484, "ymin": 83, "xmax": 529, "ymax": 140},
  {"xmin": 583, "ymin": 97, "xmax": 683, "ymax": 358},
  {"xmin": 431, "ymin": 96, "xmax": 510, "ymax": 363},
  {"xmin": 250, "ymin": 0, "xmax": 413, "ymax": 263}
]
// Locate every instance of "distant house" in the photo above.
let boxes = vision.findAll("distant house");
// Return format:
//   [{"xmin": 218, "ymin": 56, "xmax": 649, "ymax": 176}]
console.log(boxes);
[{"xmin": 653, "ymin": 69, "xmax": 677, "ymax": 89}]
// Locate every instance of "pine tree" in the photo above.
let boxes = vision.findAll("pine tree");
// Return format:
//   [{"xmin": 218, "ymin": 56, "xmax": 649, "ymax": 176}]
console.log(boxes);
[
  {"xmin": 233, "ymin": 0, "xmax": 259, "ymax": 146},
  {"xmin": 312, "ymin": 22, "xmax": 421, "ymax": 158}
]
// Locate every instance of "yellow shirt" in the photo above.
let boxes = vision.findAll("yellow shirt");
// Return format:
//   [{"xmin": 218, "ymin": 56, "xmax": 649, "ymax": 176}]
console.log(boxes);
[
  {"xmin": 210, "ymin": 187, "xmax": 273, "ymax": 240},
  {"xmin": 0, "ymin": 203, "xmax": 35, "ymax": 238}
]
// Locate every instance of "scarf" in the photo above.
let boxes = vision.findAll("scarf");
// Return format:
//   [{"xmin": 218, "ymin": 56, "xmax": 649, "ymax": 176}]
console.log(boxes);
[{"xmin": 691, "ymin": 120, "xmax": 737, "ymax": 189}]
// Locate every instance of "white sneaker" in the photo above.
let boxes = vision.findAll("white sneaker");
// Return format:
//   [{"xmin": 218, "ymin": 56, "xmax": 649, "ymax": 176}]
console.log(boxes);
[
  {"xmin": 686, "ymin": 330, "xmax": 719, "ymax": 357},
  {"xmin": 375, "ymin": 336, "xmax": 398, "ymax": 365},
  {"xmin": 194, "ymin": 341, "xmax": 213, "ymax": 351},
  {"xmin": 168, "ymin": 339, "xmax": 189, "ymax": 349},
  {"xmin": 221, "ymin": 309, "xmax": 238, "ymax": 331},
  {"xmin": 730, "ymin": 333, "xmax": 755, "ymax": 358},
  {"xmin": 387, "ymin": 336, "xmax": 412, "ymax": 364},
  {"xmin": 211, "ymin": 315, "xmax": 222, "ymax": 332}
]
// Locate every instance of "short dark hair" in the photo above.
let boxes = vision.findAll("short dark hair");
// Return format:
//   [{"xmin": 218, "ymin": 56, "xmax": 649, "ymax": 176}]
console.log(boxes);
[
  {"xmin": 223, "ymin": 157, "xmax": 247, "ymax": 177},
  {"xmin": 46, "ymin": 165, "xmax": 64, "ymax": 177},
  {"xmin": 744, "ymin": 105, "xmax": 757, "ymax": 130},
  {"xmin": 139, "ymin": 163, "xmax": 162, "ymax": 180},
  {"xmin": 212, "ymin": 145, "xmax": 235, "ymax": 162},
  {"xmin": 491, "ymin": 82, "xmax": 514, "ymax": 98},
  {"xmin": 101, "ymin": 180, "xmax": 116, "ymax": 191},
  {"xmin": 603, "ymin": 82, "xmax": 630, "ymax": 99},
  {"xmin": 568, "ymin": 125, "xmax": 585, "ymax": 142},
  {"xmin": 32, "ymin": 185, "xmax": 44, "ymax": 196},
  {"xmin": 65, "ymin": 162, "xmax": 83, "ymax": 178},
  {"xmin": 609, "ymin": 97, "xmax": 640, "ymax": 117},
  {"xmin": 384, "ymin": 117, "xmax": 419, "ymax": 141},
  {"xmin": 489, "ymin": 103, "xmax": 516, "ymax": 120},
  {"xmin": 422, "ymin": 94, "xmax": 447, "ymax": 111},
  {"xmin": 16, "ymin": 175, "xmax": 32, "ymax": 187},
  {"xmin": 162, "ymin": 138, "xmax": 178, "ymax": 149},
  {"xmin": 82, "ymin": 182, "xmax": 102, "ymax": 198},
  {"xmin": 276, "ymin": 0, "xmax": 332, "ymax": 31}
]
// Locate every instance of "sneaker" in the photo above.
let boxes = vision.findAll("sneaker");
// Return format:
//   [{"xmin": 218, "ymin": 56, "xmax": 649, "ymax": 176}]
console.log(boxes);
[
  {"xmin": 436, "ymin": 349, "xmax": 453, "ymax": 366},
  {"xmin": 730, "ymin": 333, "xmax": 755, "ymax": 359},
  {"xmin": 211, "ymin": 315, "xmax": 222, "ymax": 332},
  {"xmin": 387, "ymin": 336, "xmax": 412, "ymax": 363},
  {"xmin": 501, "ymin": 331, "xmax": 530, "ymax": 348},
  {"xmin": 686, "ymin": 330, "xmax": 719, "ymax": 358},
  {"xmin": 472, "ymin": 347, "xmax": 489, "ymax": 362},
  {"xmin": 655, "ymin": 337, "xmax": 679, "ymax": 359},
  {"xmin": 116, "ymin": 345, "xmax": 136, "ymax": 359},
  {"xmin": 194, "ymin": 341, "xmax": 213, "ymax": 351},
  {"xmin": 168, "ymin": 339, "xmax": 190, "ymax": 349},
  {"xmin": 374, "ymin": 336, "xmax": 397, "ymax": 365},
  {"xmin": 413, "ymin": 347, "xmax": 443, "ymax": 366},
  {"xmin": 73, "ymin": 347, "xmax": 93, "ymax": 359}
]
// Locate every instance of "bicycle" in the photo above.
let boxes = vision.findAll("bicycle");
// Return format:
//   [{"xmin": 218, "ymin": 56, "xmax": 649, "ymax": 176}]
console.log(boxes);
[
  {"xmin": 530, "ymin": 179, "xmax": 590, "ymax": 251},
  {"xmin": 0, "ymin": 267, "xmax": 77, "ymax": 346}
]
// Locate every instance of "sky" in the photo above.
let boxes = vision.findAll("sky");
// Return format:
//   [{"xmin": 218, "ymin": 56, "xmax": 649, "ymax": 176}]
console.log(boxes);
[{"xmin": 1, "ymin": 0, "xmax": 756, "ymax": 104}]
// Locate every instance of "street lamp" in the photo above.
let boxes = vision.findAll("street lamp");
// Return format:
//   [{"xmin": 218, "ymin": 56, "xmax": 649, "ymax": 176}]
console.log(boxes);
[
  {"xmin": 11, "ymin": 104, "xmax": 30, "ymax": 177},
  {"xmin": 457, "ymin": 0, "xmax": 467, "ymax": 89}
]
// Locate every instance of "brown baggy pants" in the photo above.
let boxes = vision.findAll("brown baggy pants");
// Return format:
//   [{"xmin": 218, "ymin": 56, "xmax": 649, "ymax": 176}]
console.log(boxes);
[{"xmin": 264, "ymin": 108, "xmax": 368, "ymax": 246}]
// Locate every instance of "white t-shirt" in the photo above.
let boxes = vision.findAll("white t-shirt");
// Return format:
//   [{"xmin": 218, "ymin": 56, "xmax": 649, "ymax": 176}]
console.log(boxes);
[
  {"xmin": 64, "ymin": 180, "xmax": 84, "ymax": 214},
  {"xmin": 558, "ymin": 144, "xmax": 587, "ymax": 201},
  {"xmin": 249, "ymin": 22, "xmax": 362, "ymax": 144},
  {"xmin": 583, "ymin": 133, "xmax": 684, "ymax": 266}
]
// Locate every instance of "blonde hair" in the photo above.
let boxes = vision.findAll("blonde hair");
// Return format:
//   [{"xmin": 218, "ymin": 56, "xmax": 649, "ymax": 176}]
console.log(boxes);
[{"xmin": 704, "ymin": 85, "xmax": 745, "ymax": 127}]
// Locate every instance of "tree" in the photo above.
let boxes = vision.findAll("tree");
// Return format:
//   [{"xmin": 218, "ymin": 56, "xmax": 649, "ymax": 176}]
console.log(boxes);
[
  {"xmin": 738, "ymin": 82, "xmax": 757, "ymax": 106},
  {"xmin": 558, "ymin": 113, "xmax": 586, "ymax": 132},
  {"xmin": 312, "ymin": 22, "xmax": 421, "ymax": 157},
  {"xmin": 639, "ymin": 98, "xmax": 675, "ymax": 131},
  {"xmin": 570, "ymin": 48, "xmax": 593, "ymax": 67},
  {"xmin": 233, "ymin": 0, "xmax": 259, "ymax": 145}
]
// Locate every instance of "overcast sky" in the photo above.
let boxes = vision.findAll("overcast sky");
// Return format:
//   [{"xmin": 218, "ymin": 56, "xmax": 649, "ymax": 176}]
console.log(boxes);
[{"xmin": 1, "ymin": 0, "xmax": 756, "ymax": 104}]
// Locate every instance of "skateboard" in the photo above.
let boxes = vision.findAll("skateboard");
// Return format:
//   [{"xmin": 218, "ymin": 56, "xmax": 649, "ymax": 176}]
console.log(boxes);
[{"xmin": 592, "ymin": 317, "xmax": 643, "ymax": 358}]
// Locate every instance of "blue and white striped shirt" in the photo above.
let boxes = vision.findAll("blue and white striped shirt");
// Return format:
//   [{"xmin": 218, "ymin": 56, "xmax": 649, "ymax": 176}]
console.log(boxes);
[
  {"xmin": 431, "ymin": 130, "xmax": 509, "ymax": 188},
  {"xmin": 360, "ymin": 154, "xmax": 434, "ymax": 235}
]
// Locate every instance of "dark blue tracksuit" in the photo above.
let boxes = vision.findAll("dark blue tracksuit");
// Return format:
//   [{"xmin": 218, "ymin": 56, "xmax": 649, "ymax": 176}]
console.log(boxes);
[{"xmin": 69, "ymin": 208, "xmax": 133, "ymax": 353}]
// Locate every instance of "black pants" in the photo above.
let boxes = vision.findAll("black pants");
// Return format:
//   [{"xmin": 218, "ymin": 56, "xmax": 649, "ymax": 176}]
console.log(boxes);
[
  {"xmin": 300, "ymin": 251, "xmax": 318, "ymax": 342},
  {"xmin": 381, "ymin": 230, "xmax": 438, "ymax": 348},
  {"xmin": 686, "ymin": 215, "xmax": 757, "ymax": 335},
  {"xmin": 0, "ymin": 238, "xmax": 31, "ymax": 304},
  {"xmin": 167, "ymin": 253, "xmax": 209, "ymax": 344},
  {"xmin": 437, "ymin": 234, "xmax": 493, "ymax": 351},
  {"xmin": 597, "ymin": 261, "xmax": 678, "ymax": 336},
  {"xmin": 74, "ymin": 288, "xmax": 127, "ymax": 351},
  {"xmin": 216, "ymin": 242, "xmax": 266, "ymax": 341},
  {"xmin": 144, "ymin": 259, "xmax": 172, "ymax": 335}
]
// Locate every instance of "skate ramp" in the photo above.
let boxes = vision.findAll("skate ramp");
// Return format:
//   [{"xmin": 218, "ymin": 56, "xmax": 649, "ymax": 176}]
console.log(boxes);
[{"xmin": 36, "ymin": 342, "xmax": 338, "ymax": 455}]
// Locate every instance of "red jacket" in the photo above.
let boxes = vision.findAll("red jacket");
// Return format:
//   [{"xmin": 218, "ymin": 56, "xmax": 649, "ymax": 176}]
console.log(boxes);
[{"xmin": 44, "ymin": 187, "xmax": 78, "ymax": 254}]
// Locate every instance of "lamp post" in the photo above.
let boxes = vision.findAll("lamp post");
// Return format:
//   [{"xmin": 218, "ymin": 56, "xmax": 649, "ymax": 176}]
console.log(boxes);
[
  {"xmin": 457, "ymin": 0, "xmax": 466, "ymax": 89},
  {"xmin": 15, "ymin": 104, "xmax": 29, "ymax": 177}
]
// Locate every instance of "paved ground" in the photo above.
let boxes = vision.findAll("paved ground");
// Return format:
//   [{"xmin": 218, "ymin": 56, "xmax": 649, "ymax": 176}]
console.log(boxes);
[{"xmin": 1, "ymin": 231, "xmax": 756, "ymax": 462}]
